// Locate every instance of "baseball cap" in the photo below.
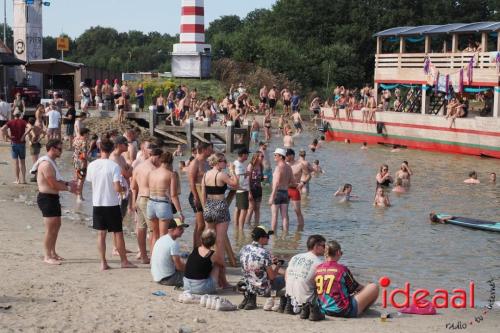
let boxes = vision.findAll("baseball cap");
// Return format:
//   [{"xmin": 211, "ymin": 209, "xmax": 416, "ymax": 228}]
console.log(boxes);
[
  {"xmin": 273, "ymin": 148, "xmax": 286, "ymax": 157},
  {"xmin": 114, "ymin": 136, "xmax": 129, "ymax": 145},
  {"xmin": 168, "ymin": 218, "xmax": 189, "ymax": 229},
  {"xmin": 251, "ymin": 226, "xmax": 274, "ymax": 241},
  {"xmin": 238, "ymin": 147, "xmax": 251, "ymax": 155}
]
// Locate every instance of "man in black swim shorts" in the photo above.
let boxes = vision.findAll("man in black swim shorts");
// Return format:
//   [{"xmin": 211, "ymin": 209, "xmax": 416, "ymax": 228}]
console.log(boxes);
[{"xmin": 34, "ymin": 139, "xmax": 77, "ymax": 265}]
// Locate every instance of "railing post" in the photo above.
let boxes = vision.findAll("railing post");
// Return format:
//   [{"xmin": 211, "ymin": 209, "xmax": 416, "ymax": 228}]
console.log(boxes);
[
  {"xmin": 186, "ymin": 117, "xmax": 194, "ymax": 150},
  {"xmin": 203, "ymin": 118, "xmax": 210, "ymax": 141},
  {"xmin": 149, "ymin": 105, "xmax": 156, "ymax": 137},
  {"xmin": 376, "ymin": 37, "xmax": 382, "ymax": 54},
  {"xmin": 226, "ymin": 120, "xmax": 233, "ymax": 153},
  {"xmin": 481, "ymin": 32, "xmax": 487, "ymax": 52},
  {"xmin": 494, "ymin": 87, "xmax": 500, "ymax": 118},
  {"xmin": 245, "ymin": 120, "xmax": 251, "ymax": 151},
  {"xmin": 421, "ymin": 85, "xmax": 429, "ymax": 115},
  {"xmin": 424, "ymin": 36, "xmax": 430, "ymax": 54}
]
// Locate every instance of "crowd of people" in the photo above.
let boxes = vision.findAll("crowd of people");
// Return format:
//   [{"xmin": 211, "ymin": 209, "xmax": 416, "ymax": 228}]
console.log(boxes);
[{"xmin": 1, "ymin": 81, "xmax": 497, "ymax": 322}]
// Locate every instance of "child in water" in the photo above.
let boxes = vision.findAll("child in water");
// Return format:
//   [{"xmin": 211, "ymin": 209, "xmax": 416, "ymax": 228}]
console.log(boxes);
[
  {"xmin": 309, "ymin": 139, "xmax": 319, "ymax": 152},
  {"xmin": 334, "ymin": 183, "xmax": 358, "ymax": 202},
  {"xmin": 312, "ymin": 160, "xmax": 324, "ymax": 176},
  {"xmin": 373, "ymin": 187, "xmax": 391, "ymax": 207},
  {"xmin": 392, "ymin": 178, "xmax": 406, "ymax": 193}
]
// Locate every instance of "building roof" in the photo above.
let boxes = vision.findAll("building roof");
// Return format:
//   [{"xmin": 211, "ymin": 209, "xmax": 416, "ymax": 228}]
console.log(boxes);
[{"xmin": 374, "ymin": 21, "xmax": 500, "ymax": 37}]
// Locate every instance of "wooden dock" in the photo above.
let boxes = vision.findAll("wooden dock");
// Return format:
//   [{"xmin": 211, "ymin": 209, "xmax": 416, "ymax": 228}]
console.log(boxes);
[
  {"xmin": 148, "ymin": 110, "xmax": 251, "ymax": 153},
  {"xmin": 86, "ymin": 109, "xmax": 251, "ymax": 153}
]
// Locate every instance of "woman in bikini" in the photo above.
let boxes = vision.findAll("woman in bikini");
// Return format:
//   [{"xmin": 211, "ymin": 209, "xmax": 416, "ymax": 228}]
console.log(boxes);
[
  {"xmin": 201, "ymin": 153, "xmax": 239, "ymax": 289},
  {"xmin": 263, "ymin": 110, "xmax": 272, "ymax": 141},
  {"xmin": 376, "ymin": 164, "xmax": 393, "ymax": 188}
]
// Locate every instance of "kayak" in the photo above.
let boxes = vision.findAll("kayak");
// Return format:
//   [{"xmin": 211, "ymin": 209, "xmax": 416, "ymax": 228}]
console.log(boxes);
[{"xmin": 436, "ymin": 214, "xmax": 500, "ymax": 233}]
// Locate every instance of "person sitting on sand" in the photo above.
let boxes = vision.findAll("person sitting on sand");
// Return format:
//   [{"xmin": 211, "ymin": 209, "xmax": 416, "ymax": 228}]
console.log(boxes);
[
  {"xmin": 315, "ymin": 240, "xmax": 379, "ymax": 318},
  {"xmin": 183, "ymin": 229, "xmax": 225, "ymax": 295},
  {"xmin": 373, "ymin": 187, "xmax": 391, "ymax": 207},
  {"xmin": 334, "ymin": 183, "xmax": 358, "ymax": 202},
  {"xmin": 392, "ymin": 178, "xmax": 406, "ymax": 193},
  {"xmin": 464, "ymin": 171, "xmax": 480, "ymax": 184},
  {"xmin": 283, "ymin": 235, "xmax": 326, "ymax": 321},
  {"xmin": 151, "ymin": 218, "xmax": 189, "ymax": 287},
  {"xmin": 238, "ymin": 226, "xmax": 285, "ymax": 311}
]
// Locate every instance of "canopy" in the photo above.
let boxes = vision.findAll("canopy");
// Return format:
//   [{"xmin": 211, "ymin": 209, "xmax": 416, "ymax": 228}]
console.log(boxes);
[
  {"xmin": 0, "ymin": 40, "xmax": 25, "ymax": 66},
  {"xmin": 25, "ymin": 58, "xmax": 84, "ymax": 75},
  {"xmin": 374, "ymin": 21, "xmax": 500, "ymax": 37}
]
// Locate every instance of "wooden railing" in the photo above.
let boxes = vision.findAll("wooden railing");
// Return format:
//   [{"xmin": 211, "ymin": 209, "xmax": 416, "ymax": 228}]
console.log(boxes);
[{"xmin": 375, "ymin": 52, "xmax": 498, "ymax": 70}]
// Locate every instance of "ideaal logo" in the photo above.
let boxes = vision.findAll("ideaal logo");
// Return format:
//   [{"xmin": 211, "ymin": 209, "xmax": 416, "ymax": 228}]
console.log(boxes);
[{"xmin": 379, "ymin": 276, "xmax": 475, "ymax": 309}]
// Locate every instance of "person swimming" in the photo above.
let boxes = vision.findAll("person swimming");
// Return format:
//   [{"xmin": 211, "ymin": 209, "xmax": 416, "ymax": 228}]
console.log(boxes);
[
  {"xmin": 309, "ymin": 139, "xmax": 319, "ymax": 152},
  {"xmin": 312, "ymin": 160, "xmax": 323, "ymax": 176},
  {"xmin": 429, "ymin": 212, "xmax": 453, "ymax": 224},
  {"xmin": 361, "ymin": 142, "xmax": 368, "ymax": 150},
  {"xmin": 373, "ymin": 187, "xmax": 390, "ymax": 207},
  {"xmin": 392, "ymin": 178, "xmax": 406, "ymax": 193},
  {"xmin": 334, "ymin": 183, "xmax": 358, "ymax": 202}
]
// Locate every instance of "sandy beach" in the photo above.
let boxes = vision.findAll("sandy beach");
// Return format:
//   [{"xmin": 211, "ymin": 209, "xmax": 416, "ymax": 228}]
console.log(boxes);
[{"xmin": 0, "ymin": 143, "xmax": 499, "ymax": 333}]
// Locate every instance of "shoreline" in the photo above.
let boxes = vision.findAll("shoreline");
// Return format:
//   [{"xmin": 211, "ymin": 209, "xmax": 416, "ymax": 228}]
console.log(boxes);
[{"xmin": 1, "ymin": 146, "xmax": 499, "ymax": 332}]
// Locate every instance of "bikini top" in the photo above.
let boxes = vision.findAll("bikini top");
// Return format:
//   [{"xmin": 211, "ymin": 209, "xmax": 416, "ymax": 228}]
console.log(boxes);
[{"xmin": 204, "ymin": 172, "xmax": 227, "ymax": 195}]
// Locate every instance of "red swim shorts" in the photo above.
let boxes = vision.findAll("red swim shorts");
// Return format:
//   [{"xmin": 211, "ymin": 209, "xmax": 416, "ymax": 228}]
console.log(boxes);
[{"xmin": 288, "ymin": 187, "xmax": 301, "ymax": 201}]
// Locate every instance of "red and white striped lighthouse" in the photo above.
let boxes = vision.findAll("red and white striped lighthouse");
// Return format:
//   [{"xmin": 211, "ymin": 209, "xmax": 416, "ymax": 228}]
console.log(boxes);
[
  {"xmin": 173, "ymin": 0, "xmax": 211, "ymax": 54},
  {"xmin": 172, "ymin": 0, "xmax": 211, "ymax": 78}
]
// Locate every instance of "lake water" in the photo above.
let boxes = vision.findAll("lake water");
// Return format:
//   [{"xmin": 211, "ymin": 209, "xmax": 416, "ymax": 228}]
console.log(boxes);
[{"xmin": 58, "ymin": 130, "xmax": 500, "ymax": 301}]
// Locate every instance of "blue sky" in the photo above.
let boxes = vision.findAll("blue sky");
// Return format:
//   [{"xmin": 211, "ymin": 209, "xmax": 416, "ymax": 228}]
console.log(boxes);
[{"xmin": 5, "ymin": 0, "xmax": 276, "ymax": 38}]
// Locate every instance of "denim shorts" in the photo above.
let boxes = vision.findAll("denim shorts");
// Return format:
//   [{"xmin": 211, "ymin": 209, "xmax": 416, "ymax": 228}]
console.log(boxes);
[
  {"xmin": 183, "ymin": 277, "xmax": 216, "ymax": 295},
  {"xmin": 11, "ymin": 143, "xmax": 26, "ymax": 160},
  {"xmin": 147, "ymin": 198, "xmax": 173, "ymax": 221},
  {"xmin": 347, "ymin": 297, "xmax": 359, "ymax": 318}
]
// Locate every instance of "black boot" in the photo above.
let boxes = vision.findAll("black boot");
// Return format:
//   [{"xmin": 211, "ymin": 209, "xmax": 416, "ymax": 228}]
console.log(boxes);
[
  {"xmin": 238, "ymin": 293, "xmax": 248, "ymax": 309},
  {"xmin": 244, "ymin": 292, "xmax": 257, "ymax": 310},
  {"xmin": 284, "ymin": 296, "xmax": 295, "ymax": 315},
  {"xmin": 299, "ymin": 303, "xmax": 310, "ymax": 319},
  {"xmin": 309, "ymin": 302, "xmax": 325, "ymax": 321},
  {"xmin": 277, "ymin": 295, "xmax": 287, "ymax": 313}
]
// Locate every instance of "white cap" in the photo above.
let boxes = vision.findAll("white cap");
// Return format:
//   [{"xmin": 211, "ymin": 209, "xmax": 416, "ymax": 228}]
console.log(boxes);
[{"xmin": 274, "ymin": 148, "xmax": 286, "ymax": 157}]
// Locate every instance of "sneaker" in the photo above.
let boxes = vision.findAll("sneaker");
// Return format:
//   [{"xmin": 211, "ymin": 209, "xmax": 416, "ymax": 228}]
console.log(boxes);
[
  {"xmin": 179, "ymin": 292, "xmax": 200, "ymax": 304},
  {"xmin": 238, "ymin": 294, "xmax": 249, "ymax": 309},
  {"xmin": 205, "ymin": 296, "xmax": 214, "ymax": 309},
  {"xmin": 244, "ymin": 293, "xmax": 257, "ymax": 310},
  {"xmin": 216, "ymin": 298, "xmax": 237, "ymax": 311},
  {"xmin": 277, "ymin": 295, "xmax": 287, "ymax": 313},
  {"xmin": 284, "ymin": 296, "xmax": 295, "ymax": 315},
  {"xmin": 200, "ymin": 294, "xmax": 209, "ymax": 307},
  {"xmin": 211, "ymin": 297, "xmax": 220, "ymax": 310},
  {"xmin": 263, "ymin": 297, "xmax": 274, "ymax": 311},
  {"xmin": 309, "ymin": 302, "xmax": 325, "ymax": 321},
  {"xmin": 271, "ymin": 299, "xmax": 281, "ymax": 312},
  {"xmin": 299, "ymin": 303, "xmax": 310, "ymax": 320}
]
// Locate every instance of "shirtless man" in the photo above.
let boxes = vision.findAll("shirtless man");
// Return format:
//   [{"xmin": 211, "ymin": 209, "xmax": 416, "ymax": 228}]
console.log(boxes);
[
  {"xmin": 34, "ymin": 139, "xmax": 77, "ymax": 265},
  {"xmin": 189, "ymin": 88, "xmax": 198, "ymax": 113},
  {"xmin": 110, "ymin": 136, "xmax": 133, "ymax": 221},
  {"xmin": 250, "ymin": 117, "xmax": 260, "ymax": 144},
  {"xmin": 366, "ymin": 92, "xmax": 377, "ymax": 123},
  {"xmin": 298, "ymin": 150, "xmax": 313, "ymax": 195},
  {"xmin": 310, "ymin": 97, "xmax": 321, "ymax": 127},
  {"xmin": 464, "ymin": 171, "xmax": 480, "ymax": 184},
  {"xmin": 281, "ymin": 88, "xmax": 292, "ymax": 116},
  {"xmin": 268, "ymin": 86, "xmax": 278, "ymax": 115},
  {"xmin": 101, "ymin": 79, "xmax": 113, "ymax": 111},
  {"xmin": 259, "ymin": 85, "xmax": 268, "ymax": 112},
  {"xmin": 269, "ymin": 148, "xmax": 294, "ymax": 232},
  {"xmin": 122, "ymin": 128, "xmax": 138, "ymax": 165},
  {"xmin": 130, "ymin": 145, "xmax": 162, "ymax": 262},
  {"xmin": 291, "ymin": 111, "xmax": 303, "ymax": 134},
  {"xmin": 286, "ymin": 149, "xmax": 308, "ymax": 231},
  {"xmin": 188, "ymin": 142, "xmax": 213, "ymax": 247},
  {"xmin": 283, "ymin": 127, "xmax": 294, "ymax": 148},
  {"xmin": 147, "ymin": 151, "xmax": 183, "ymax": 238}
]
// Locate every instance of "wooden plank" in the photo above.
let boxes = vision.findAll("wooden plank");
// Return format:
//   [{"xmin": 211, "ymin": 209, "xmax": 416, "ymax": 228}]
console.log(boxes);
[
  {"xmin": 154, "ymin": 129, "xmax": 188, "ymax": 145},
  {"xmin": 192, "ymin": 127, "xmax": 227, "ymax": 135},
  {"xmin": 157, "ymin": 125, "xmax": 187, "ymax": 133},
  {"xmin": 192, "ymin": 132, "xmax": 210, "ymax": 144},
  {"xmin": 212, "ymin": 132, "xmax": 226, "ymax": 143}
]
